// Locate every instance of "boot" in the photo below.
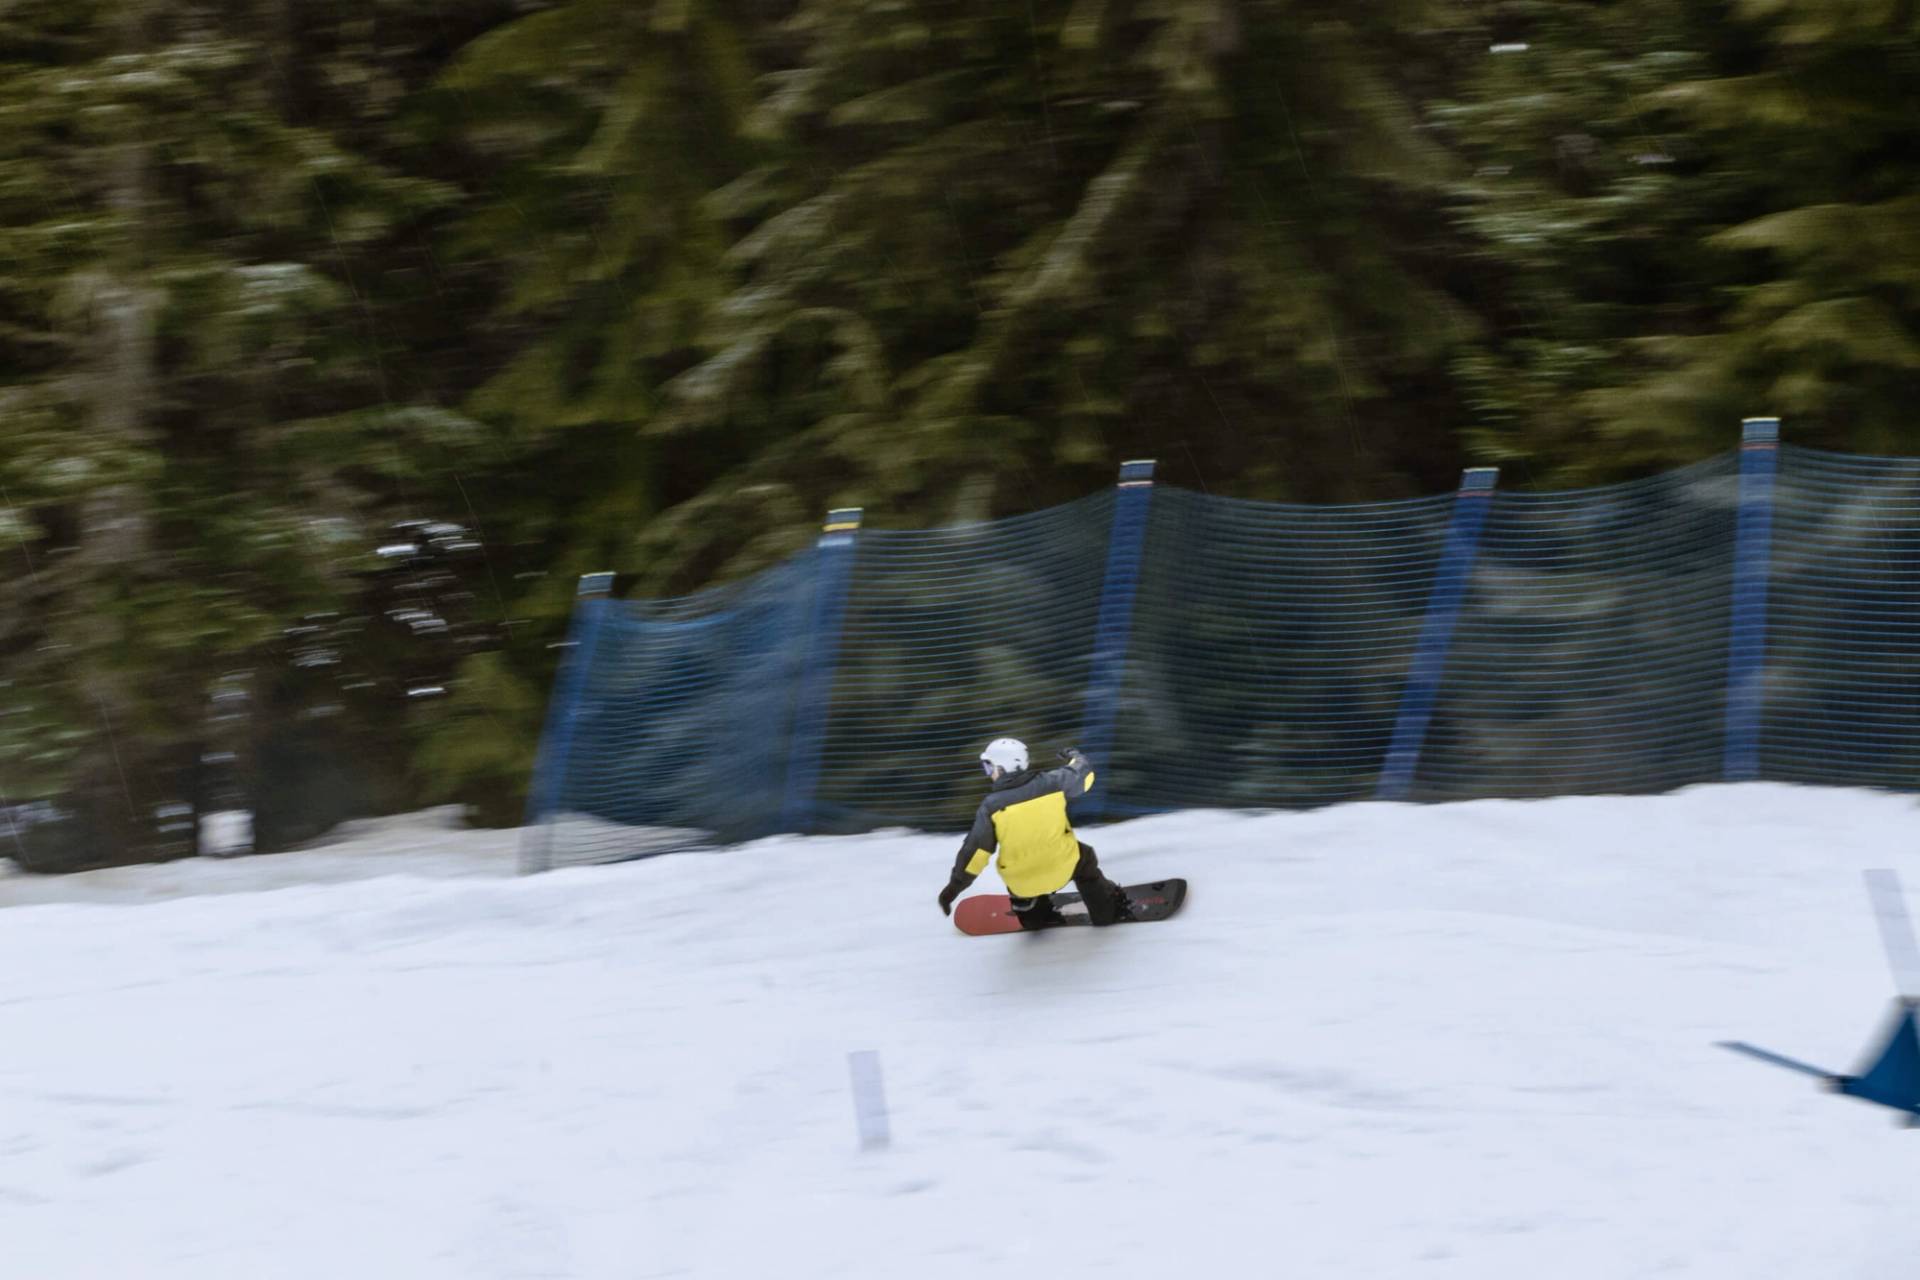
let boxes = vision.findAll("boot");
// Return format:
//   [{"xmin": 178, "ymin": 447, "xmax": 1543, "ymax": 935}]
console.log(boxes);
[{"xmin": 1010, "ymin": 893, "xmax": 1066, "ymax": 930}]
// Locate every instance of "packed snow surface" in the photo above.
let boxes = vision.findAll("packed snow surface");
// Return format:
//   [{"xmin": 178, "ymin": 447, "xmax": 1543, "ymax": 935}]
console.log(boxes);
[{"xmin": 5, "ymin": 785, "xmax": 1920, "ymax": 1278}]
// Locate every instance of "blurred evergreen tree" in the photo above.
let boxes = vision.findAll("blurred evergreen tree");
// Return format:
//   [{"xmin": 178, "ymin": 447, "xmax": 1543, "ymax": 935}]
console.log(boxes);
[
  {"xmin": 1442, "ymin": 0, "xmax": 1920, "ymax": 479},
  {"xmin": 1438, "ymin": 0, "xmax": 1717, "ymax": 479},
  {"xmin": 1644, "ymin": 0, "xmax": 1920, "ymax": 455},
  {"xmin": 412, "ymin": 0, "xmax": 779, "ymax": 814},
  {"xmin": 650, "ymin": 0, "xmax": 1486, "ymax": 587},
  {"xmin": 0, "ymin": 0, "xmax": 512, "ymax": 866}
]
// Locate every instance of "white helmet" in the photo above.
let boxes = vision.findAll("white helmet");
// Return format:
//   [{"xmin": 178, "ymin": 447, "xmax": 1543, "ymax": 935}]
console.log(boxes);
[{"xmin": 979, "ymin": 736, "xmax": 1028, "ymax": 779}]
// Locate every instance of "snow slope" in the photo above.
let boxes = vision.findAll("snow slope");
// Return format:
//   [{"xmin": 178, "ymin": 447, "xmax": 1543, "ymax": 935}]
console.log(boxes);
[{"xmin": 4, "ymin": 785, "xmax": 1919, "ymax": 1279}]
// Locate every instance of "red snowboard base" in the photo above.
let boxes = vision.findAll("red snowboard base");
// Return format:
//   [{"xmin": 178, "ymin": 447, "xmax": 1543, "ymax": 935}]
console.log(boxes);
[{"xmin": 952, "ymin": 879, "xmax": 1187, "ymax": 936}]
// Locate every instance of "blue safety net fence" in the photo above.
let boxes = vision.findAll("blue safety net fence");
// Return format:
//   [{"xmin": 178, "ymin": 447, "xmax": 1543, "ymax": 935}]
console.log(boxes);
[
  {"xmin": 1413, "ymin": 455, "xmax": 1739, "ymax": 799},
  {"xmin": 523, "ymin": 442, "xmax": 1920, "ymax": 871},
  {"xmin": 812, "ymin": 493, "xmax": 1115, "ymax": 833},
  {"xmin": 520, "ymin": 553, "xmax": 819, "ymax": 869},
  {"xmin": 1764, "ymin": 448, "xmax": 1920, "ymax": 788},
  {"xmin": 1109, "ymin": 487, "xmax": 1454, "ymax": 812}
]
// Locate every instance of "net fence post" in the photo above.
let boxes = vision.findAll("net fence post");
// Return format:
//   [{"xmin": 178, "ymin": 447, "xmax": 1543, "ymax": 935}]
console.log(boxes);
[
  {"xmin": 779, "ymin": 508, "xmax": 863, "ymax": 834},
  {"xmin": 520, "ymin": 571, "xmax": 616, "ymax": 873},
  {"xmin": 1078, "ymin": 459, "xmax": 1156, "ymax": 819},
  {"xmin": 1375, "ymin": 467, "xmax": 1498, "ymax": 801},
  {"xmin": 1724, "ymin": 416, "xmax": 1780, "ymax": 782}
]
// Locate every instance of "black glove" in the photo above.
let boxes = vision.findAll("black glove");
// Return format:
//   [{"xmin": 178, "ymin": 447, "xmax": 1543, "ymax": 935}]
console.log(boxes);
[
  {"xmin": 1058, "ymin": 746, "xmax": 1084, "ymax": 762},
  {"xmin": 938, "ymin": 871, "xmax": 975, "ymax": 916}
]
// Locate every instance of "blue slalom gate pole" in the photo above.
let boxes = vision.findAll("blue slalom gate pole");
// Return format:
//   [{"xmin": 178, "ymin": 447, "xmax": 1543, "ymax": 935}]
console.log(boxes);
[
  {"xmin": 522, "ymin": 571, "xmax": 616, "ymax": 872},
  {"xmin": 1079, "ymin": 460, "xmax": 1156, "ymax": 818},
  {"xmin": 1374, "ymin": 467, "xmax": 1499, "ymax": 801},
  {"xmin": 1724, "ymin": 417, "xmax": 1780, "ymax": 782},
  {"xmin": 779, "ymin": 509, "xmax": 863, "ymax": 834}
]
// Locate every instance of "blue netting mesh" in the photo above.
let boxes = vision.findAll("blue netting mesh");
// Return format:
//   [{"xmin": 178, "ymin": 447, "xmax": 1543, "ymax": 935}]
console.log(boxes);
[
  {"xmin": 1414, "ymin": 456, "xmax": 1739, "ymax": 798},
  {"xmin": 1111, "ymin": 487, "xmax": 1454, "ymax": 811},
  {"xmin": 524, "ymin": 553, "xmax": 818, "ymax": 870},
  {"xmin": 524, "ymin": 444, "xmax": 1920, "ymax": 871},
  {"xmin": 813, "ymin": 493, "xmax": 1115, "ymax": 831},
  {"xmin": 1763, "ymin": 447, "xmax": 1920, "ymax": 789}
]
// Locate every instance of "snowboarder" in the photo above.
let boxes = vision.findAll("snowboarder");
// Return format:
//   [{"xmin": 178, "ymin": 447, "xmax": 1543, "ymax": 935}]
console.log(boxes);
[{"xmin": 936, "ymin": 737, "xmax": 1130, "ymax": 929}]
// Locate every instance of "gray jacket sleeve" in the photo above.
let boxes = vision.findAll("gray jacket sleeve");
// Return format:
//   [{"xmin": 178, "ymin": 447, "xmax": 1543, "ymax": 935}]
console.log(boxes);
[
  {"xmin": 1043, "ymin": 750, "xmax": 1095, "ymax": 800},
  {"xmin": 951, "ymin": 802, "xmax": 998, "ymax": 880}
]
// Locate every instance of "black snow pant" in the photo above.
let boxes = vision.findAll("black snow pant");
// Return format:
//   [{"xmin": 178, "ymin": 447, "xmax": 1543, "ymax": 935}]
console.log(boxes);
[{"xmin": 1010, "ymin": 842, "xmax": 1129, "ymax": 928}]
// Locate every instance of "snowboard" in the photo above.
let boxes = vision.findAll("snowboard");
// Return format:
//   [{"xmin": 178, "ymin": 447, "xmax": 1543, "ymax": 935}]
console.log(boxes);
[{"xmin": 953, "ymin": 878, "xmax": 1187, "ymax": 936}]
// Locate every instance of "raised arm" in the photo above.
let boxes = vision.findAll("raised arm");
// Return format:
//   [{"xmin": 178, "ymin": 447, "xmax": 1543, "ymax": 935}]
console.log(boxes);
[{"xmin": 1044, "ymin": 747, "xmax": 1095, "ymax": 799}]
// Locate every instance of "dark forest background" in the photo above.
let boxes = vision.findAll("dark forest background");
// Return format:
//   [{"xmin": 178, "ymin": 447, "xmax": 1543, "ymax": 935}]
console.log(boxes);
[{"xmin": 4, "ymin": 0, "xmax": 1917, "ymax": 867}]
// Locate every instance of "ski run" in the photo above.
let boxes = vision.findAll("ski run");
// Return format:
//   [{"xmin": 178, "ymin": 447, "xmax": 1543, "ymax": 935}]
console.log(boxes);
[{"xmin": 5, "ymin": 784, "xmax": 1919, "ymax": 1278}]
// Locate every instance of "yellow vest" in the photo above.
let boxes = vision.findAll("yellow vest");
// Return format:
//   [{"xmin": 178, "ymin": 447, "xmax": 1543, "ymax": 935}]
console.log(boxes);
[{"xmin": 957, "ymin": 760, "xmax": 1096, "ymax": 897}]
